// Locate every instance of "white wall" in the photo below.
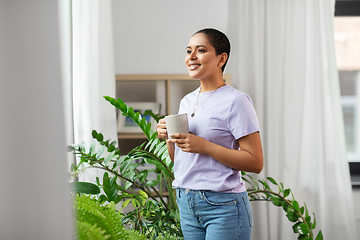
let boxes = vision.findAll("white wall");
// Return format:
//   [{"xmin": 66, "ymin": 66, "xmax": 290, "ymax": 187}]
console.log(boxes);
[
  {"xmin": 112, "ymin": 0, "xmax": 229, "ymax": 74},
  {"xmin": 0, "ymin": 1, "xmax": 73, "ymax": 239}
]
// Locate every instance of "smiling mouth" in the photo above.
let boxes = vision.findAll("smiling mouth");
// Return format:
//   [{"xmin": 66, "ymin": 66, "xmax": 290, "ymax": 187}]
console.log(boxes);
[{"xmin": 189, "ymin": 64, "xmax": 200, "ymax": 70}]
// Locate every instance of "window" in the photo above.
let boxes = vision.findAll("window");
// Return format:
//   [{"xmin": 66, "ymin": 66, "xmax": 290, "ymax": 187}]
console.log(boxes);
[{"xmin": 334, "ymin": 0, "xmax": 360, "ymax": 186}]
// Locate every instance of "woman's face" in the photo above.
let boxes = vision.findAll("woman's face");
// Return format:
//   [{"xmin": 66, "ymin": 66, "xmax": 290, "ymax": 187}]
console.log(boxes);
[{"xmin": 185, "ymin": 33, "xmax": 221, "ymax": 80}]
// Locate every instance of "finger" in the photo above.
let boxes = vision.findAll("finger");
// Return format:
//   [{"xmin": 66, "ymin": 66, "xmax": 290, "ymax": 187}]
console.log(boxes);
[
  {"xmin": 157, "ymin": 122, "xmax": 166, "ymax": 128},
  {"xmin": 169, "ymin": 133, "xmax": 185, "ymax": 139},
  {"xmin": 167, "ymin": 138, "xmax": 179, "ymax": 143}
]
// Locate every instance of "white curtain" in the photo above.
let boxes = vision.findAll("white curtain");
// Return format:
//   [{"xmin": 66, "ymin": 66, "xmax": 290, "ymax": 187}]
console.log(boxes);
[
  {"xmin": 72, "ymin": 0, "xmax": 117, "ymax": 182},
  {"xmin": 228, "ymin": 0, "xmax": 358, "ymax": 239},
  {"xmin": 0, "ymin": 1, "xmax": 73, "ymax": 239}
]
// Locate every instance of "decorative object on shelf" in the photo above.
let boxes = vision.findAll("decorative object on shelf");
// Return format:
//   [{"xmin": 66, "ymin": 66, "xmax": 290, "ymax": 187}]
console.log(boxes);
[{"xmin": 117, "ymin": 102, "xmax": 160, "ymax": 133}]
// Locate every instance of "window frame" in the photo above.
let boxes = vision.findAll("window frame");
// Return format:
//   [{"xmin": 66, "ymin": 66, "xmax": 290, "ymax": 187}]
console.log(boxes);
[{"xmin": 335, "ymin": 0, "xmax": 360, "ymax": 188}]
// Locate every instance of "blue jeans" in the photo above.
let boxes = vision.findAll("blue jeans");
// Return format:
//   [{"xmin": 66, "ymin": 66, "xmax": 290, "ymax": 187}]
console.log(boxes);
[{"xmin": 176, "ymin": 188, "xmax": 253, "ymax": 240}]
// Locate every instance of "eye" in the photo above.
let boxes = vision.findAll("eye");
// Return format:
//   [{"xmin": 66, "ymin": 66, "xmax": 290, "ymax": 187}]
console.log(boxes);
[
  {"xmin": 186, "ymin": 49, "xmax": 192, "ymax": 54},
  {"xmin": 198, "ymin": 49, "xmax": 206, "ymax": 53}
]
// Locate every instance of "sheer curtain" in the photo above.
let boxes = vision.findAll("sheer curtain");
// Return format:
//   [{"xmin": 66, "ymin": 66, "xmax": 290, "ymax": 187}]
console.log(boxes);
[
  {"xmin": 72, "ymin": 0, "xmax": 117, "ymax": 182},
  {"xmin": 228, "ymin": 0, "xmax": 358, "ymax": 239},
  {"xmin": 0, "ymin": 1, "xmax": 72, "ymax": 239}
]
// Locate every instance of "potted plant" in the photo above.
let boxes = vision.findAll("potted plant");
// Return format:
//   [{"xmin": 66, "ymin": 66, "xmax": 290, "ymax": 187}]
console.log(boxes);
[{"xmin": 70, "ymin": 96, "xmax": 323, "ymax": 240}]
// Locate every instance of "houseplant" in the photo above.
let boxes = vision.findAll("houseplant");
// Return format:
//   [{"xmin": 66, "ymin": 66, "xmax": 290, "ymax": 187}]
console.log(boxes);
[{"xmin": 70, "ymin": 96, "xmax": 323, "ymax": 240}]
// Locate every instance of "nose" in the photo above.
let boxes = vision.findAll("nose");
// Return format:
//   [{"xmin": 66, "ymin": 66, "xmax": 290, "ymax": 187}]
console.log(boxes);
[{"xmin": 189, "ymin": 51, "xmax": 197, "ymax": 60}]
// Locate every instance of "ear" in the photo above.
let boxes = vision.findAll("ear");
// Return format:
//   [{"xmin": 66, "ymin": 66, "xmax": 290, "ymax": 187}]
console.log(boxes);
[{"xmin": 218, "ymin": 53, "xmax": 228, "ymax": 67}]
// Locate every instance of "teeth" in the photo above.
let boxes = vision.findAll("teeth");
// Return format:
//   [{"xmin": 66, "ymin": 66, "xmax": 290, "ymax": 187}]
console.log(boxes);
[{"xmin": 189, "ymin": 64, "xmax": 199, "ymax": 70}]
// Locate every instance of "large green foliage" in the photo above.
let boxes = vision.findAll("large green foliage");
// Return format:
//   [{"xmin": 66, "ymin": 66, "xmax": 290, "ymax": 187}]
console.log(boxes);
[
  {"xmin": 74, "ymin": 194, "xmax": 146, "ymax": 240},
  {"xmin": 70, "ymin": 96, "xmax": 322, "ymax": 240}
]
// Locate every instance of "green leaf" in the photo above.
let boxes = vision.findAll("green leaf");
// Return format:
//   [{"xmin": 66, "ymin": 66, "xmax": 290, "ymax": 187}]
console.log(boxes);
[
  {"xmin": 123, "ymin": 170, "xmax": 135, "ymax": 180},
  {"xmin": 96, "ymin": 145, "xmax": 105, "ymax": 159},
  {"xmin": 315, "ymin": 230, "xmax": 323, "ymax": 240},
  {"xmin": 305, "ymin": 215, "xmax": 311, "ymax": 227},
  {"xmin": 108, "ymin": 144, "xmax": 115, "ymax": 152},
  {"xmin": 113, "ymin": 155, "xmax": 126, "ymax": 169},
  {"xmin": 96, "ymin": 133, "xmax": 104, "ymax": 142},
  {"xmin": 120, "ymin": 159, "xmax": 132, "ymax": 173},
  {"xmin": 69, "ymin": 182, "xmax": 100, "ymax": 194},
  {"xmin": 267, "ymin": 177, "xmax": 278, "ymax": 185},
  {"xmin": 132, "ymin": 198, "xmax": 139, "ymax": 208},
  {"xmin": 283, "ymin": 188, "xmax": 290, "ymax": 198},
  {"xmin": 144, "ymin": 121, "xmax": 152, "ymax": 135},
  {"xmin": 244, "ymin": 174, "xmax": 260, "ymax": 190},
  {"xmin": 300, "ymin": 206, "xmax": 305, "ymax": 215},
  {"xmin": 122, "ymin": 199, "xmax": 131, "ymax": 209},
  {"xmin": 98, "ymin": 194, "xmax": 108, "ymax": 204},
  {"xmin": 139, "ymin": 117, "xmax": 146, "ymax": 130},
  {"xmin": 151, "ymin": 132, "xmax": 158, "ymax": 139},
  {"xmin": 124, "ymin": 181, "xmax": 133, "ymax": 190},
  {"xmin": 286, "ymin": 210, "xmax": 299, "ymax": 222},
  {"xmin": 312, "ymin": 214, "xmax": 317, "ymax": 229},
  {"xmin": 103, "ymin": 172, "xmax": 118, "ymax": 201},
  {"xmin": 91, "ymin": 130, "xmax": 98, "ymax": 139},
  {"xmin": 292, "ymin": 222, "xmax": 309, "ymax": 235},
  {"xmin": 143, "ymin": 157, "xmax": 167, "ymax": 173},
  {"xmin": 148, "ymin": 138, "xmax": 159, "ymax": 152},
  {"xmin": 89, "ymin": 142, "xmax": 96, "ymax": 156},
  {"xmin": 139, "ymin": 170, "xmax": 148, "ymax": 183},
  {"xmin": 139, "ymin": 190, "xmax": 148, "ymax": 199},
  {"xmin": 270, "ymin": 195, "xmax": 283, "ymax": 207},
  {"xmin": 292, "ymin": 200, "xmax": 300, "ymax": 212},
  {"xmin": 70, "ymin": 163, "xmax": 77, "ymax": 172},
  {"xmin": 104, "ymin": 151, "xmax": 115, "ymax": 165},
  {"xmin": 145, "ymin": 180, "xmax": 159, "ymax": 187},
  {"xmin": 259, "ymin": 179, "xmax": 270, "ymax": 189},
  {"xmin": 298, "ymin": 235, "xmax": 311, "ymax": 240},
  {"xmin": 282, "ymin": 201, "xmax": 290, "ymax": 212}
]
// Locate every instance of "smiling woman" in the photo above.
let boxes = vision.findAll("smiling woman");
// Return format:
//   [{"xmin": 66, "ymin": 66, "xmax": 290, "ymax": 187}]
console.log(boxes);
[
  {"xmin": 184, "ymin": 30, "xmax": 230, "ymax": 90},
  {"xmin": 157, "ymin": 28, "xmax": 264, "ymax": 240}
]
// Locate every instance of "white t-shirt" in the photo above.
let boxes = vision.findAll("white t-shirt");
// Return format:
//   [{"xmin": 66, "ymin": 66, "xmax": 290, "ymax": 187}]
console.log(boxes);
[{"xmin": 172, "ymin": 84, "xmax": 260, "ymax": 193}]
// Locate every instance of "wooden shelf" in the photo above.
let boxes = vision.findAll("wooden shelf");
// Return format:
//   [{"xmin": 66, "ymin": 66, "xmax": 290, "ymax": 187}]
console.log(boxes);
[{"xmin": 117, "ymin": 133, "xmax": 147, "ymax": 139}]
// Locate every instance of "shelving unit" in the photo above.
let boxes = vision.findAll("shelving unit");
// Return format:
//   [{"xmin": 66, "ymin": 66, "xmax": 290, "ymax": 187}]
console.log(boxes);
[{"xmin": 116, "ymin": 73, "xmax": 231, "ymax": 140}]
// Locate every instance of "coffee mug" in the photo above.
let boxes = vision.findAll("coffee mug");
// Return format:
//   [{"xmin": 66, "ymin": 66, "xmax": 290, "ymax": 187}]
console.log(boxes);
[{"xmin": 165, "ymin": 113, "xmax": 189, "ymax": 138}]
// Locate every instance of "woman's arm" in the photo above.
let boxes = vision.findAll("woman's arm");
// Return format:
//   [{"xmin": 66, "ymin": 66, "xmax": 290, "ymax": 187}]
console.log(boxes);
[{"xmin": 167, "ymin": 132, "xmax": 264, "ymax": 173}]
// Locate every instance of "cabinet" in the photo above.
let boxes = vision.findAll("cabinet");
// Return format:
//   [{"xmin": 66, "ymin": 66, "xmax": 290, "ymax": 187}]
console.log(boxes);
[{"xmin": 115, "ymin": 74, "xmax": 231, "ymax": 152}]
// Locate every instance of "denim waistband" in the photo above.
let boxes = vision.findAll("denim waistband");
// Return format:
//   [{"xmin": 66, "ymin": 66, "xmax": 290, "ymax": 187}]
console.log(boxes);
[{"xmin": 176, "ymin": 187, "xmax": 247, "ymax": 197}]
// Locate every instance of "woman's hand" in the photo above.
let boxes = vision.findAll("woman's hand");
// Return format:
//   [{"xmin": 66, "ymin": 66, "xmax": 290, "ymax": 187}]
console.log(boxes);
[
  {"xmin": 168, "ymin": 132, "xmax": 264, "ymax": 174},
  {"xmin": 156, "ymin": 118, "xmax": 168, "ymax": 139},
  {"xmin": 167, "ymin": 133, "xmax": 207, "ymax": 153}
]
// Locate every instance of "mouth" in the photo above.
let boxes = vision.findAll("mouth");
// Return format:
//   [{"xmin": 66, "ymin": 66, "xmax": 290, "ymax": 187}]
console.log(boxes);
[{"xmin": 188, "ymin": 64, "xmax": 200, "ymax": 70}]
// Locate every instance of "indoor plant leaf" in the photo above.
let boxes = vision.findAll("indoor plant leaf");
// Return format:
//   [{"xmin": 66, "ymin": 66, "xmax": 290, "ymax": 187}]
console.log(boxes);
[
  {"xmin": 69, "ymin": 181, "xmax": 100, "ymax": 195},
  {"xmin": 292, "ymin": 222, "xmax": 309, "ymax": 235}
]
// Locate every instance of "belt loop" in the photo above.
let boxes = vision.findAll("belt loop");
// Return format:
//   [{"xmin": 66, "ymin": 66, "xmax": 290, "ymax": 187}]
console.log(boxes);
[{"xmin": 177, "ymin": 188, "xmax": 180, "ymax": 198}]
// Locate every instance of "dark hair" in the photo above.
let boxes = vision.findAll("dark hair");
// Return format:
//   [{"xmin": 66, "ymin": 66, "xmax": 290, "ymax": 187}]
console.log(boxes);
[{"xmin": 193, "ymin": 28, "xmax": 230, "ymax": 72}]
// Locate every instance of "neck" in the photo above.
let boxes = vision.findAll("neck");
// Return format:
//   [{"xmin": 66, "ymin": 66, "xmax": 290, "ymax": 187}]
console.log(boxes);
[
  {"xmin": 199, "ymin": 70, "xmax": 226, "ymax": 92},
  {"xmin": 200, "ymin": 78, "xmax": 225, "ymax": 92}
]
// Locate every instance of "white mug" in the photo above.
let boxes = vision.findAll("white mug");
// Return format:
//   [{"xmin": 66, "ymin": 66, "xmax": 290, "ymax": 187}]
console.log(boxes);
[{"xmin": 165, "ymin": 113, "xmax": 189, "ymax": 138}]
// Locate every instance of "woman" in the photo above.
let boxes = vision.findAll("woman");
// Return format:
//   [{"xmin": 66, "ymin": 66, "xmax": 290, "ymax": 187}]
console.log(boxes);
[{"xmin": 156, "ymin": 28, "xmax": 264, "ymax": 240}]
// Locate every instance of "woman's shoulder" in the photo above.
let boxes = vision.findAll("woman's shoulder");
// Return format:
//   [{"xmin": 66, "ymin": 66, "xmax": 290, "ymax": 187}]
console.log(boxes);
[
  {"xmin": 223, "ymin": 85, "xmax": 250, "ymax": 100},
  {"xmin": 221, "ymin": 85, "xmax": 255, "ymax": 109}
]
